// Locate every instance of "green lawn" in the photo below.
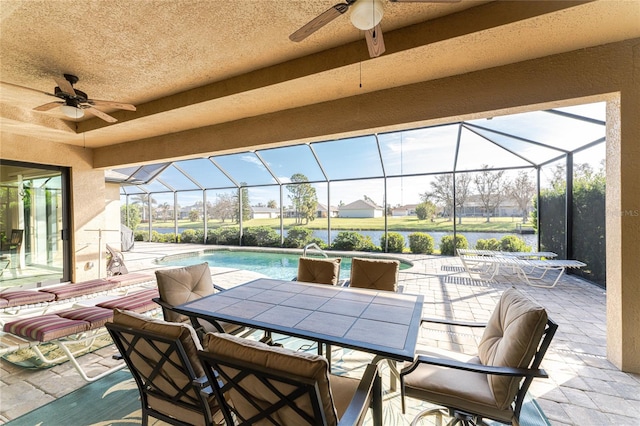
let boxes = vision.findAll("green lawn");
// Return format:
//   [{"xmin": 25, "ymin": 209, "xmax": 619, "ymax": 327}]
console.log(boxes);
[{"xmin": 145, "ymin": 216, "xmax": 533, "ymax": 233}]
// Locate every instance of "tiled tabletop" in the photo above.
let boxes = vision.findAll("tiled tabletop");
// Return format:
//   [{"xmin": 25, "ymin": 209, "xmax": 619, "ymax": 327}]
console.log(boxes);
[{"xmin": 175, "ymin": 278, "xmax": 424, "ymax": 361}]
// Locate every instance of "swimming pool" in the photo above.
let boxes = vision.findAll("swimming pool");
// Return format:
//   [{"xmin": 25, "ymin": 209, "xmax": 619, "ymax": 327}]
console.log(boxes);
[{"xmin": 157, "ymin": 249, "xmax": 411, "ymax": 281}]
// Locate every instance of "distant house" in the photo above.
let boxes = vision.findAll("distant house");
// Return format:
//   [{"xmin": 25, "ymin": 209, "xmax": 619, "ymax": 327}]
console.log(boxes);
[
  {"xmin": 459, "ymin": 195, "xmax": 528, "ymax": 217},
  {"xmin": 316, "ymin": 203, "xmax": 339, "ymax": 218},
  {"xmin": 251, "ymin": 206, "xmax": 280, "ymax": 219},
  {"xmin": 391, "ymin": 204, "xmax": 418, "ymax": 217},
  {"xmin": 339, "ymin": 199, "xmax": 383, "ymax": 218}
]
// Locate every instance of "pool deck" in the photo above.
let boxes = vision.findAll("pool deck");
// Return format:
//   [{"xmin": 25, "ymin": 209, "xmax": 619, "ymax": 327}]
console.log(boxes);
[{"xmin": 1, "ymin": 242, "xmax": 639, "ymax": 425}]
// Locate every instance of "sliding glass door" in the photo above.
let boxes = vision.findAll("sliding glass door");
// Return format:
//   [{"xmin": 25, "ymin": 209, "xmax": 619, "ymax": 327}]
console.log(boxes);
[{"xmin": 0, "ymin": 160, "xmax": 70, "ymax": 288}]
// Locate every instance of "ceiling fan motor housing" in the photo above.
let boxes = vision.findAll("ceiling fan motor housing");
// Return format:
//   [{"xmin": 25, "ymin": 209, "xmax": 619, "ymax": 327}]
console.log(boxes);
[{"xmin": 54, "ymin": 86, "xmax": 88, "ymax": 102}]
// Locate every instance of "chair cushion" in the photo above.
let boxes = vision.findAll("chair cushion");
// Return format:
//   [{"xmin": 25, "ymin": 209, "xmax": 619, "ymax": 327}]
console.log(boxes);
[
  {"xmin": 349, "ymin": 258, "xmax": 399, "ymax": 292},
  {"xmin": 39, "ymin": 279, "xmax": 116, "ymax": 301},
  {"xmin": 403, "ymin": 347, "xmax": 512, "ymax": 423},
  {"xmin": 204, "ymin": 332, "xmax": 340, "ymax": 425},
  {"xmin": 297, "ymin": 257, "xmax": 342, "ymax": 285},
  {"xmin": 96, "ymin": 288, "xmax": 159, "ymax": 313},
  {"xmin": 57, "ymin": 306, "xmax": 114, "ymax": 329},
  {"xmin": 0, "ymin": 290, "xmax": 55, "ymax": 307},
  {"xmin": 4, "ymin": 314, "xmax": 89, "ymax": 342},
  {"xmin": 155, "ymin": 263, "xmax": 214, "ymax": 323},
  {"xmin": 477, "ymin": 288, "xmax": 548, "ymax": 410}
]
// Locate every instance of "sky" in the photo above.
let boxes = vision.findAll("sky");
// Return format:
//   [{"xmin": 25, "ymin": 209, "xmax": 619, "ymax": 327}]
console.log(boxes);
[{"xmin": 121, "ymin": 102, "xmax": 606, "ymax": 209}]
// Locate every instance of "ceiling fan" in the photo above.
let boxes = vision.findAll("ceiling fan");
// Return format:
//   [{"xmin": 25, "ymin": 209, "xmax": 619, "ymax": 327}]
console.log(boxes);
[
  {"xmin": 4, "ymin": 73, "xmax": 136, "ymax": 123},
  {"xmin": 290, "ymin": 0, "xmax": 460, "ymax": 58}
]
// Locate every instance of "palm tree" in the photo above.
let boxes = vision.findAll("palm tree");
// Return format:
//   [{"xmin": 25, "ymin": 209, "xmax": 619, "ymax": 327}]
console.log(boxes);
[{"xmin": 131, "ymin": 194, "xmax": 156, "ymax": 222}]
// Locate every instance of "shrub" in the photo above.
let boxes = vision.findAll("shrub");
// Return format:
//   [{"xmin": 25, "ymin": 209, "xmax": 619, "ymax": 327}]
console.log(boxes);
[
  {"xmin": 209, "ymin": 227, "xmax": 240, "ymax": 245},
  {"xmin": 408, "ymin": 232, "xmax": 434, "ymax": 254},
  {"xmin": 242, "ymin": 226, "xmax": 280, "ymax": 247},
  {"xmin": 499, "ymin": 235, "xmax": 530, "ymax": 252},
  {"xmin": 134, "ymin": 230, "xmax": 148, "ymax": 241},
  {"xmin": 380, "ymin": 232, "xmax": 405, "ymax": 253},
  {"xmin": 155, "ymin": 232, "xmax": 178, "ymax": 243},
  {"xmin": 284, "ymin": 227, "xmax": 313, "ymax": 248},
  {"xmin": 180, "ymin": 229, "xmax": 198, "ymax": 243},
  {"xmin": 439, "ymin": 234, "xmax": 468, "ymax": 256},
  {"xmin": 475, "ymin": 238, "xmax": 500, "ymax": 251},
  {"xmin": 331, "ymin": 231, "xmax": 377, "ymax": 252}
]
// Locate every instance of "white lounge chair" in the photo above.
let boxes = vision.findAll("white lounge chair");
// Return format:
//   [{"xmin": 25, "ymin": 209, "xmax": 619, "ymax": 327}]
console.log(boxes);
[{"xmin": 459, "ymin": 255, "xmax": 585, "ymax": 288}]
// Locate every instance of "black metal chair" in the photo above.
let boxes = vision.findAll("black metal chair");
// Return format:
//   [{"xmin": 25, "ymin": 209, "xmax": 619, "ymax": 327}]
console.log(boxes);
[
  {"xmin": 198, "ymin": 331, "xmax": 383, "ymax": 426},
  {"xmin": 400, "ymin": 288, "xmax": 557, "ymax": 426},
  {"xmin": 106, "ymin": 309, "xmax": 224, "ymax": 426}
]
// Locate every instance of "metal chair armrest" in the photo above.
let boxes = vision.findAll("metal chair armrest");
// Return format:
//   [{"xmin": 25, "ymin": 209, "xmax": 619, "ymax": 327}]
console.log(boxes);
[
  {"xmin": 420, "ymin": 317, "xmax": 487, "ymax": 328},
  {"xmin": 338, "ymin": 362, "xmax": 383, "ymax": 426},
  {"xmin": 401, "ymin": 354, "xmax": 548, "ymax": 379}
]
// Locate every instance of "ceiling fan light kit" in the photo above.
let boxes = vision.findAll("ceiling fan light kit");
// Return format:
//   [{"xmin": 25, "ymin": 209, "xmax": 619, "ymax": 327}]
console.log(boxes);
[
  {"xmin": 350, "ymin": 0, "xmax": 384, "ymax": 30},
  {"xmin": 60, "ymin": 104, "xmax": 84, "ymax": 119},
  {"xmin": 290, "ymin": 0, "xmax": 458, "ymax": 58}
]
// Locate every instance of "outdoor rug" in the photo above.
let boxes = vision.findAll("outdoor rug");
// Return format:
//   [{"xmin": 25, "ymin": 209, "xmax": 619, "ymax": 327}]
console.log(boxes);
[{"xmin": 6, "ymin": 334, "xmax": 551, "ymax": 426}]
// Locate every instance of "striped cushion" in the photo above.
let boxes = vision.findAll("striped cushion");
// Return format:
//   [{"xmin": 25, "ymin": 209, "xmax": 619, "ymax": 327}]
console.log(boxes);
[
  {"xmin": 96, "ymin": 289, "xmax": 159, "ymax": 313},
  {"xmin": 106, "ymin": 273, "xmax": 155, "ymax": 287},
  {"xmin": 57, "ymin": 306, "xmax": 114, "ymax": 328},
  {"xmin": 39, "ymin": 279, "xmax": 116, "ymax": 301},
  {"xmin": 0, "ymin": 290, "xmax": 56, "ymax": 307},
  {"xmin": 3, "ymin": 315, "xmax": 89, "ymax": 342}
]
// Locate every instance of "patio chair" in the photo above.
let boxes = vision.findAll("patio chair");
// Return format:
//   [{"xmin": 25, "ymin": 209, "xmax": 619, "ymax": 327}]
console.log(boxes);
[
  {"xmin": 153, "ymin": 262, "xmax": 245, "ymax": 339},
  {"xmin": 295, "ymin": 256, "xmax": 342, "ymax": 364},
  {"xmin": 106, "ymin": 244, "xmax": 128, "ymax": 276},
  {"xmin": 400, "ymin": 287, "xmax": 557, "ymax": 426},
  {"xmin": 198, "ymin": 332, "xmax": 383, "ymax": 426},
  {"xmin": 296, "ymin": 256, "xmax": 342, "ymax": 285},
  {"xmin": 346, "ymin": 257, "xmax": 400, "ymax": 292},
  {"xmin": 106, "ymin": 309, "xmax": 224, "ymax": 426}
]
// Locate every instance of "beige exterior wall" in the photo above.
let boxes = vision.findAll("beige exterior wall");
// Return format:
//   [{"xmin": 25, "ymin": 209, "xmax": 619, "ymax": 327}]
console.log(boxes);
[{"xmin": 1, "ymin": 38, "xmax": 638, "ymax": 371}]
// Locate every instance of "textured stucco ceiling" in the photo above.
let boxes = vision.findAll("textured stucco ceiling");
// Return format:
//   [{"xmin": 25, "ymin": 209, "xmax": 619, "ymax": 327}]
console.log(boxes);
[{"xmin": 1, "ymin": 0, "xmax": 639, "ymax": 160}]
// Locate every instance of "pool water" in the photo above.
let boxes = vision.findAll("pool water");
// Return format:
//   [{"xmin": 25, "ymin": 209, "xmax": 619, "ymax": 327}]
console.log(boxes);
[{"xmin": 158, "ymin": 250, "xmax": 409, "ymax": 281}]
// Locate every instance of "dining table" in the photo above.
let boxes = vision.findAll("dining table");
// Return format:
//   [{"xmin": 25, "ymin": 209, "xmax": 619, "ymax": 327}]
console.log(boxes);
[{"xmin": 173, "ymin": 277, "xmax": 424, "ymax": 363}]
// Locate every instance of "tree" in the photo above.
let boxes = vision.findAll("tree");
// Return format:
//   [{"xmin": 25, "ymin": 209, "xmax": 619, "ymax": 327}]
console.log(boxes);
[
  {"xmin": 131, "ymin": 194, "xmax": 156, "ymax": 222},
  {"xmin": 454, "ymin": 173, "xmax": 472, "ymax": 224},
  {"xmin": 120, "ymin": 204, "xmax": 141, "ymax": 231},
  {"xmin": 286, "ymin": 173, "xmax": 318, "ymax": 225},
  {"xmin": 424, "ymin": 174, "xmax": 454, "ymax": 220},
  {"xmin": 473, "ymin": 165, "xmax": 505, "ymax": 222},
  {"xmin": 424, "ymin": 174, "xmax": 470, "ymax": 222},
  {"xmin": 415, "ymin": 201, "xmax": 436, "ymax": 221},
  {"xmin": 267, "ymin": 200, "xmax": 277, "ymax": 209},
  {"xmin": 229, "ymin": 185, "xmax": 251, "ymax": 223},
  {"xmin": 211, "ymin": 192, "xmax": 236, "ymax": 223},
  {"xmin": 188, "ymin": 209, "xmax": 200, "ymax": 222},
  {"xmin": 508, "ymin": 171, "xmax": 535, "ymax": 222},
  {"xmin": 159, "ymin": 202, "xmax": 172, "ymax": 221}
]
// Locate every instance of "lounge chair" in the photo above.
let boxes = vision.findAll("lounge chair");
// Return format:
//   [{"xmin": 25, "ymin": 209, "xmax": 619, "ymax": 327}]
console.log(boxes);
[
  {"xmin": 460, "ymin": 254, "xmax": 586, "ymax": 288},
  {"xmin": 106, "ymin": 244, "xmax": 128, "ymax": 276},
  {"xmin": 457, "ymin": 249, "xmax": 558, "ymax": 259},
  {"xmin": 0, "ymin": 288, "xmax": 159, "ymax": 381}
]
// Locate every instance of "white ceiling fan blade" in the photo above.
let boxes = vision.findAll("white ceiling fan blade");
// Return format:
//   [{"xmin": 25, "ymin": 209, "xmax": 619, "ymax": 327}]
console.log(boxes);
[
  {"xmin": 84, "ymin": 106, "xmax": 117, "ymax": 123},
  {"xmin": 365, "ymin": 24, "xmax": 385, "ymax": 58}
]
